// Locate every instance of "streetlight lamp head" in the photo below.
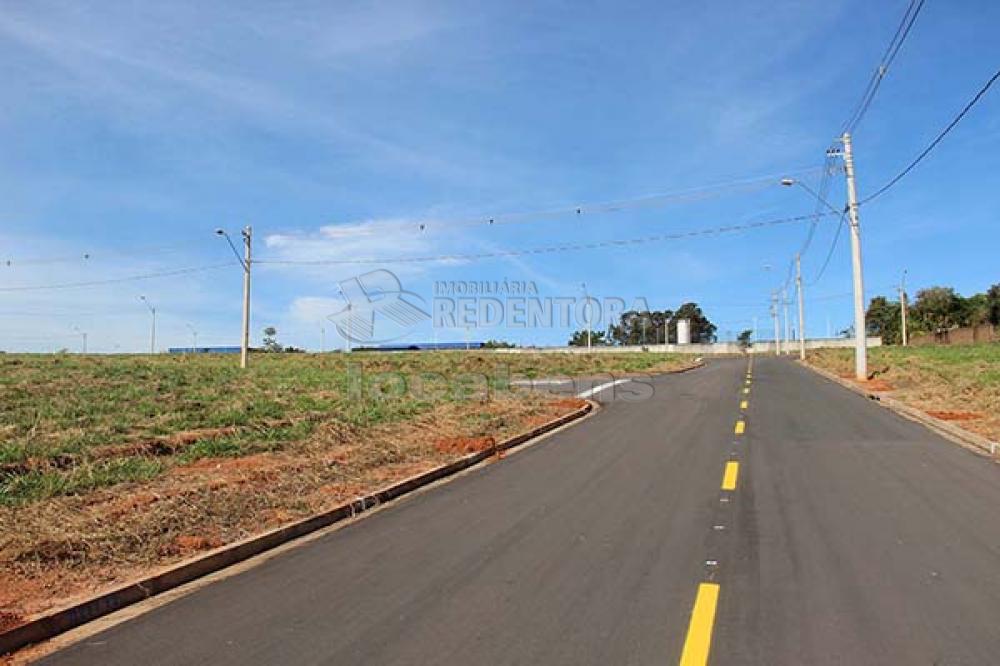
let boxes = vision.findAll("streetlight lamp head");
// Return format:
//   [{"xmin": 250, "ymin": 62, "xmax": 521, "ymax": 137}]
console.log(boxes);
[
  {"xmin": 215, "ymin": 228, "xmax": 225, "ymax": 236},
  {"xmin": 780, "ymin": 178, "xmax": 795, "ymax": 186}
]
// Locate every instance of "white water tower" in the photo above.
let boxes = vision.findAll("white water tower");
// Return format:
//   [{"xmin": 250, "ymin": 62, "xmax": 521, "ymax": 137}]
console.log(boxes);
[{"xmin": 677, "ymin": 318, "xmax": 692, "ymax": 345}]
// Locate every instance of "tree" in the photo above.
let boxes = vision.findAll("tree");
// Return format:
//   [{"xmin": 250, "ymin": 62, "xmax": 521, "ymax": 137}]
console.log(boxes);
[
  {"xmin": 987, "ymin": 283, "xmax": 1000, "ymax": 326},
  {"xmin": 866, "ymin": 295, "xmax": 902, "ymax": 345},
  {"xmin": 671, "ymin": 302, "xmax": 717, "ymax": 343},
  {"xmin": 609, "ymin": 310, "xmax": 671, "ymax": 345},
  {"xmin": 262, "ymin": 326, "xmax": 282, "ymax": 352},
  {"xmin": 911, "ymin": 287, "xmax": 965, "ymax": 333},
  {"xmin": 568, "ymin": 329, "xmax": 607, "ymax": 347},
  {"xmin": 736, "ymin": 329, "xmax": 753, "ymax": 350},
  {"xmin": 482, "ymin": 339, "xmax": 516, "ymax": 349}
]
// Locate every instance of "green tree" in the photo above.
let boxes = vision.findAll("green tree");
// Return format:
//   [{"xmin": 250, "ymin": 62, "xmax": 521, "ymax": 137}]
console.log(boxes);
[
  {"xmin": 262, "ymin": 326, "xmax": 282, "ymax": 352},
  {"xmin": 609, "ymin": 310, "xmax": 671, "ymax": 345},
  {"xmin": 670, "ymin": 302, "xmax": 717, "ymax": 343},
  {"xmin": 987, "ymin": 283, "xmax": 1000, "ymax": 326},
  {"xmin": 736, "ymin": 329, "xmax": 753, "ymax": 350},
  {"xmin": 866, "ymin": 295, "xmax": 902, "ymax": 345},
  {"xmin": 482, "ymin": 339, "xmax": 516, "ymax": 349},
  {"xmin": 911, "ymin": 287, "xmax": 965, "ymax": 333},
  {"xmin": 568, "ymin": 329, "xmax": 607, "ymax": 347}
]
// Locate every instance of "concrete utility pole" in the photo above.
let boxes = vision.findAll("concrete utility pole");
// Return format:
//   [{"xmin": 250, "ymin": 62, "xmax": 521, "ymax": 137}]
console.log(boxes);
[
  {"xmin": 899, "ymin": 269, "xmax": 909, "ymax": 346},
  {"xmin": 139, "ymin": 296, "xmax": 156, "ymax": 354},
  {"xmin": 73, "ymin": 326, "xmax": 87, "ymax": 354},
  {"xmin": 840, "ymin": 132, "xmax": 868, "ymax": 380},
  {"xmin": 581, "ymin": 283, "xmax": 592, "ymax": 350},
  {"xmin": 771, "ymin": 293, "xmax": 781, "ymax": 356},
  {"xmin": 796, "ymin": 254, "xmax": 806, "ymax": 360},
  {"xmin": 240, "ymin": 226, "xmax": 252, "ymax": 369},
  {"xmin": 215, "ymin": 226, "xmax": 252, "ymax": 368},
  {"xmin": 782, "ymin": 288, "xmax": 791, "ymax": 356}
]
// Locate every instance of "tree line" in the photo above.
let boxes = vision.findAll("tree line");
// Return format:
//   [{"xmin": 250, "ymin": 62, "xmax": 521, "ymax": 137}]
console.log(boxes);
[
  {"xmin": 866, "ymin": 283, "xmax": 1000, "ymax": 345},
  {"xmin": 568, "ymin": 302, "xmax": 717, "ymax": 346}
]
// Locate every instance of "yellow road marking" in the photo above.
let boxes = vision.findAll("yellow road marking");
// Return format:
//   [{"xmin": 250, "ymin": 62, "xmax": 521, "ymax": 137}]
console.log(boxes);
[
  {"xmin": 734, "ymin": 420, "xmax": 745, "ymax": 435},
  {"xmin": 679, "ymin": 583, "xmax": 721, "ymax": 666},
  {"xmin": 742, "ymin": 387, "xmax": 750, "ymax": 395},
  {"xmin": 722, "ymin": 461, "xmax": 740, "ymax": 490},
  {"xmin": 740, "ymin": 400, "xmax": 748, "ymax": 409}
]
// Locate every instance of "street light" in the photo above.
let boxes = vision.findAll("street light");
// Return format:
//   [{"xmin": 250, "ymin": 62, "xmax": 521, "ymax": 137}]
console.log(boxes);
[
  {"xmin": 72, "ymin": 325, "xmax": 87, "ymax": 354},
  {"xmin": 216, "ymin": 227, "xmax": 252, "ymax": 369},
  {"xmin": 783, "ymin": 143, "xmax": 867, "ymax": 381},
  {"xmin": 139, "ymin": 295, "xmax": 156, "ymax": 354}
]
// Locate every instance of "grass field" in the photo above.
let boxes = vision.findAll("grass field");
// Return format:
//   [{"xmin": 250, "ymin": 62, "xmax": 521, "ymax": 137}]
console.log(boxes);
[
  {"xmin": 0, "ymin": 350, "xmax": 690, "ymax": 625},
  {"xmin": 807, "ymin": 343, "xmax": 1000, "ymax": 443}
]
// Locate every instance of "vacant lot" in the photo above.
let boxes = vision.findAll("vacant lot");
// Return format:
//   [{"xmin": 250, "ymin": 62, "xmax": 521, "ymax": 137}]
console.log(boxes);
[
  {"xmin": 0, "ymin": 350, "xmax": 689, "ymax": 626},
  {"xmin": 807, "ymin": 344, "xmax": 1000, "ymax": 443}
]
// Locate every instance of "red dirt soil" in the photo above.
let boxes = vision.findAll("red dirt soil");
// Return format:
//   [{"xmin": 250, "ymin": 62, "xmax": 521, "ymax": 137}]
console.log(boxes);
[
  {"xmin": 433, "ymin": 436, "xmax": 496, "ymax": 455},
  {"xmin": 926, "ymin": 410, "xmax": 983, "ymax": 421}
]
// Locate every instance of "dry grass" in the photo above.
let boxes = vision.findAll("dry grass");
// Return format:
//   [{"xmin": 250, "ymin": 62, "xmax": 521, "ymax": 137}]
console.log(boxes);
[
  {"xmin": 0, "ymin": 350, "xmax": 689, "ymax": 626},
  {"xmin": 806, "ymin": 344, "xmax": 1000, "ymax": 442}
]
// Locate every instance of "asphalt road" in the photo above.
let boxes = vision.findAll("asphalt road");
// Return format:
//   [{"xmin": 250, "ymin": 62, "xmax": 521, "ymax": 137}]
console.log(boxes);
[{"xmin": 40, "ymin": 358, "xmax": 1000, "ymax": 665}]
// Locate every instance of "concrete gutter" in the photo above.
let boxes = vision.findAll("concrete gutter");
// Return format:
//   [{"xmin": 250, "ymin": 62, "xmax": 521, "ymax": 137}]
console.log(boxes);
[
  {"xmin": 0, "ymin": 402, "xmax": 594, "ymax": 657},
  {"xmin": 802, "ymin": 361, "xmax": 999, "ymax": 460}
]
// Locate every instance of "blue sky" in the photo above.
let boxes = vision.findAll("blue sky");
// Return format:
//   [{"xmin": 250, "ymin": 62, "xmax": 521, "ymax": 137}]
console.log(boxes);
[{"xmin": 1, "ymin": 0, "xmax": 998, "ymax": 351}]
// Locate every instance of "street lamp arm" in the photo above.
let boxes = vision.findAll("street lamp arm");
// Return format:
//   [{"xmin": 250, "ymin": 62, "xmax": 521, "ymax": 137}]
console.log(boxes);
[
  {"xmin": 216, "ymin": 230, "xmax": 249, "ymax": 271},
  {"xmin": 780, "ymin": 178, "xmax": 844, "ymax": 217}
]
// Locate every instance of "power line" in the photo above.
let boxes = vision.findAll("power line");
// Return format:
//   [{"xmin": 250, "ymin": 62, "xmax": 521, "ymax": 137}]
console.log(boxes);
[
  {"xmin": 2, "ymin": 239, "xmax": 215, "ymax": 268},
  {"xmin": 256, "ymin": 211, "xmax": 839, "ymax": 266},
  {"xmin": 809, "ymin": 212, "xmax": 848, "ymax": 285},
  {"xmin": 860, "ymin": 66, "xmax": 1000, "ymax": 205},
  {"xmin": 0, "ymin": 262, "xmax": 235, "ymax": 292},
  {"xmin": 841, "ymin": 0, "xmax": 926, "ymax": 134}
]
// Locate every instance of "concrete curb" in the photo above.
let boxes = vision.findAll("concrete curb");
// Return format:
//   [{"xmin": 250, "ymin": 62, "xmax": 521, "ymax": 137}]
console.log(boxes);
[
  {"xmin": 0, "ymin": 402, "xmax": 594, "ymax": 657},
  {"xmin": 801, "ymin": 361, "xmax": 999, "ymax": 459}
]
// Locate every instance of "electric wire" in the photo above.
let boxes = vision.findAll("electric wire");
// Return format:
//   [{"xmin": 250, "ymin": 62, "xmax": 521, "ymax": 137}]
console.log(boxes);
[
  {"xmin": 859, "ymin": 66, "xmax": 1000, "ymax": 205},
  {"xmin": 255, "ymin": 211, "xmax": 839, "ymax": 266},
  {"xmin": 841, "ymin": 0, "xmax": 926, "ymax": 134},
  {"xmin": 0, "ymin": 262, "xmax": 236, "ymax": 292}
]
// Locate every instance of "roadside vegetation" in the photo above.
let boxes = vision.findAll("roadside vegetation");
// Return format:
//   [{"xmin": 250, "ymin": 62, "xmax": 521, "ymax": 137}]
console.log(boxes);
[
  {"xmin": 806, "ymin": 344, "xmax": 1000, "ymax": 443},
  {"xmin": 866, "ymin": 282, "xmax": 1000, "ymax": 344},
  {"xmin": 0, "ymin": 350, "xmax": 690, "ymax": 625}
]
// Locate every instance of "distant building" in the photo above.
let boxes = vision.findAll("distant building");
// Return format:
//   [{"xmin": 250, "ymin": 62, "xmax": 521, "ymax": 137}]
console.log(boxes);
[
  {"xmin": 167, "ymin": 346, "xmax": 242, "ymax": 354},
  {"xmin": 354, "ymin": 341, "xmax": 485, "ymax": 352}
]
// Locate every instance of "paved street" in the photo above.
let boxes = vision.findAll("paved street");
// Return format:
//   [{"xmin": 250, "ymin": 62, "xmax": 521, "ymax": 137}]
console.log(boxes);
[{"xmin": 41, "ymin": 358, "xmax": 1000, "ymax": 665}]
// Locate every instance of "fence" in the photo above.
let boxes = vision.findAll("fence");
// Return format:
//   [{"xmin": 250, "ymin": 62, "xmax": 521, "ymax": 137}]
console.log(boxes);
[{"xmin": 910, "ymin": 324, "xmax": 997, "ymax": 346}]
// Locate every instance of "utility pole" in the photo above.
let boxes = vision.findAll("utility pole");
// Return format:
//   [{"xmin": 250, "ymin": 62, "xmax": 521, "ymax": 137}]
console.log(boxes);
[
  {"xmin": 840, "ymin": 132, "xmax": 867, "ymax": 380},
  {"xmin": 782, "ymin": 288, "xmax": 791, "ymax": 356},
  {"xmin": 73, "ymin": 326, "xmax": 87, "ymax": 354},
  {"xmin": 771, "ymin": 293, "xmax": 781, "ymax": 356},
  {"xmin": 581, "ymin": 283, "xmax": 592, "ymax": 350},
  {"xmin": 186, "ymin": 323, "xmax": 197, "ymax": 353},
  {"xmin": 796, "ymin": 254, "xmax": 806, "ymax": 360},
  {"xmin": 899, "ymin": 269, "xmax": 909, "ymax": 346},
  {"xmin": 215, "ymin": 226, "xmax": 253, "ymax": 368},
  {"xmin": 320, "ymin": 325, "xmax": 326, "ymax": 354},
  {"xmin": 140, "ymin": 296, "xmax": 156, "ymax": 354},
  {"xmin": 346, "ymin": 303, "xmax": 353, "ymax": 353},
  {"xmin": 240, "ymin": 226, "xmax": 252, "ymax": 369}
]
